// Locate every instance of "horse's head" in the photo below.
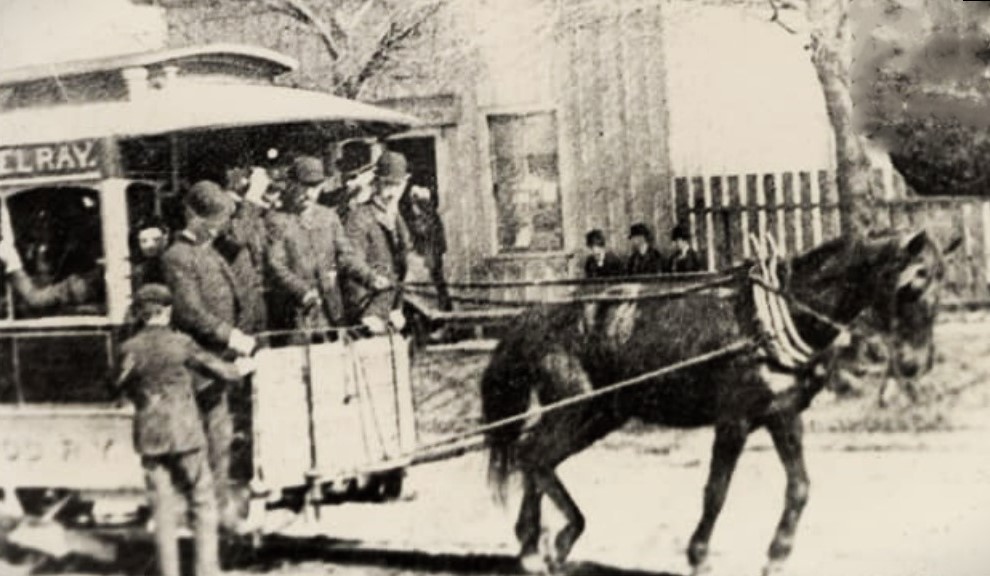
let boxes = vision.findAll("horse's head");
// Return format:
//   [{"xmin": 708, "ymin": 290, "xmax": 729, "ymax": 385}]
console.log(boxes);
[
  {"xmin": 789, "ymin": 229, "xmax": 959, "ymax": 385},
  {"xmin": 843, "ymin": 230, "xmax": 959, "ymax": 383}
]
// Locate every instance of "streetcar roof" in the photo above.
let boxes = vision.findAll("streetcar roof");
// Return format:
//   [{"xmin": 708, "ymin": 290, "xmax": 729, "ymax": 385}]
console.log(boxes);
[
  {"xmin": 0, "ymin": 82, "xmax": 420, "ymax": 146},
  {"xmin": 0, "ymin": 44, "xmax": 298, "ymax": 87}
]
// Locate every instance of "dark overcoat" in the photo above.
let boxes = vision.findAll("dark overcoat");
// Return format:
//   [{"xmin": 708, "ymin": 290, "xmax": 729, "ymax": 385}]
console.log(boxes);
[
  {"xmin": 215, "ymin": 201, "xmax": 269, "ymax": 333},
  {"xmin": 344, "ymin": 202, "xmax": 411, "ymax": 322},
  {"xmin": 162, "ymin": 229, "xmax": 244, "ymax": 352},
  {"xmin": 584, "ymin": 252, "xmax": 624, "ymax": 278},
  {"xmin": 268, "ymin": 204, "xmax": 378, "ymax": 327},
  {"xmin": 626, "ymin": 247, "xmax": 664, "ymax": 276}
]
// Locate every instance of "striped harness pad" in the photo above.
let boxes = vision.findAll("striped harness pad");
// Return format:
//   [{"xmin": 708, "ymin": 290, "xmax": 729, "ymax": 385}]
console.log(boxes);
[{"xmin": 749, "ymin": 235, "xmax": 815, "ymax": 371}]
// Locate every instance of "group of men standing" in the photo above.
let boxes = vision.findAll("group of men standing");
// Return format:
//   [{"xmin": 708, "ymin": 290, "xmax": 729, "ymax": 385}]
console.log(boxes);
[
  {"xmin": 583, "ymin": 221, "xmax": 703, "ymax": 279},
  {"xmin": 116, "ymin": 142, "xmax": 445, "ymax": 576}
]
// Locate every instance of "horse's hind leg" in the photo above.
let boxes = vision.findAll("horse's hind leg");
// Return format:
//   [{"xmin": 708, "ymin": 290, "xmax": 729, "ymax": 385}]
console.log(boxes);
[
  {"xmin": 515, "ymin": 472, "xmax": 544, "ymax": 571},
  {"xmin": 688, "ymin": 420, "xmax": 751, "ymax": 576},
  {"xmin": 762, "ymin": 413, "xmax": 810, "ymax": 576},
  {"xmin": 515, "ymin": 348, "xmax": 623, "ymax": 571}
]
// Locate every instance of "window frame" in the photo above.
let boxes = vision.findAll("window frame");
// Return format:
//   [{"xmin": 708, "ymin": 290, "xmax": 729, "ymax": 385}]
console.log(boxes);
[
  {"xmin": 0, "ymin": 176, "xmax": 130, "ymax": 328},
  {"xmin": 481, "ymin": 106, "xmax": 567, "ymax": 256}
]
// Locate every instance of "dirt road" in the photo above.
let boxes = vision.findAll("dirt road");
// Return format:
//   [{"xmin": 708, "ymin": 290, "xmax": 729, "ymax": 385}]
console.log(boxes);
[
  {"xmin": 9, "ymin": 322, "xmax": 990, "ymax": 576},
  {"xmin": 232, "ymin": 428, "xmax": 990, "ymax": 576},
  {"xmin": 37, "ymin": 427, "xmax": 986, "ymax": 576}
]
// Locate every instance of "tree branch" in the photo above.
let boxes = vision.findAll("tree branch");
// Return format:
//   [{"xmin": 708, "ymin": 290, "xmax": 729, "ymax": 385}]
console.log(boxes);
[
  {"xmin": 266, "ymin": 0, "xmax": 342, "ymax": 60},
  {"xmin": 338, "ymin": 0, "xmax": 449, "ymax": 98},
  {"xmin": 769, "ymin": 0, "xmax": 799, "ymax": 35}
]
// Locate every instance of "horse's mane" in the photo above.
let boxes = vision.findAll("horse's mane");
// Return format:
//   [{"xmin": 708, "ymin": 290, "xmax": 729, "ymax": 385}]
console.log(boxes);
[{"xmin": 786, "ymin": 229, "xmax": 908, "ymax": 281}]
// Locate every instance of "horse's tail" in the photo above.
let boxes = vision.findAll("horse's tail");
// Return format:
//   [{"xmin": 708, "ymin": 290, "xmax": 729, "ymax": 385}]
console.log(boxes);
[{"xmin": 480, "ymin": 344, "xmax": 534, "ymax": 505}]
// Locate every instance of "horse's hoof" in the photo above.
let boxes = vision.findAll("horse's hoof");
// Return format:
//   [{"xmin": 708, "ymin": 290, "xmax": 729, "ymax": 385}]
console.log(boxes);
[
  {"xmin": 520, "ymin": 552, "xmax": 551, "ymax": 574},
  {"xmin": 690, "ymin": 560, "xmax": 714, "ymax": 576},
  {"xmin": 762, "ymin": 559, "xmax": 788, "ymax": 576}
]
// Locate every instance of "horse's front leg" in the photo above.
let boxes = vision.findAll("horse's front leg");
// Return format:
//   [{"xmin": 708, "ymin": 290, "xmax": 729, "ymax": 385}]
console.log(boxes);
[
  {"xmin": 762, "ymin": 413, "xmax": 810, "ymax": 576},
  {"xmin": 688, "ymin": 420, "xmax": 751, "ymax": 576}
]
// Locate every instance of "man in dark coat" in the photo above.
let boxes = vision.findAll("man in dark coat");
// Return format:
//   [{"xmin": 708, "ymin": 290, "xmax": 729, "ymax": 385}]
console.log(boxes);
[
  {"xmin": 666, "ymin": 222, "xmax": 704, "ymax": 273},
  {"xmin": 626, "ymin": 222, "xmax": 663, "ymax": 276},
  {"xmin": 345, "ymin": 151, "xmax": 413, "ymax": 330},
  {"xmin": 268, "ymin": 156, "xmax": 389, "ymax": 332},
  {"xmin": 583, "ymin": 229, "xmax": 623, "ymax": 279},
  {"xmin": 214, "ymin": 167, "xmax": 269, "ymax": 333},
  {"xmin": 115, "ymin": 284, "xmax": 255, "ymax": 576},
  {"xmin": 399, "ymin": 182, "xmax": 451, "ymax": 311},
  {"xmin": 161, "ymin": 181, "xmax": 256, "ymax": 531}
]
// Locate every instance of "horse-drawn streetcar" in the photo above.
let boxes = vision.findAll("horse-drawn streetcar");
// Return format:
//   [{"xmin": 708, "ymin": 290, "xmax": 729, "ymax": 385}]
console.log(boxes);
[{"xmin": 0, "ymin": 43, "xmax": 420, "ymax": 558}]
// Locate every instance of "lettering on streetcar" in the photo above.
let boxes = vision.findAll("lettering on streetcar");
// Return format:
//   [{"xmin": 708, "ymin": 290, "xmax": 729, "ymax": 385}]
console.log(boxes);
[{"xmin": 0, "ymin": 140, "xmax": 102, "ymax": 180}]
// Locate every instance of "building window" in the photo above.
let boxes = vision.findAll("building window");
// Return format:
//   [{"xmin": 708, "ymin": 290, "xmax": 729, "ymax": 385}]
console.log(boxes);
[{"xmin": 488, "ymin": 112, "xmax": 563, "ymax": 252}]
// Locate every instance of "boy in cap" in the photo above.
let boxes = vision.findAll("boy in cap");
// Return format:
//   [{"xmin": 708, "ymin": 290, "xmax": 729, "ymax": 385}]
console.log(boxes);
[
  {"xmin": 626, "ymin": 222, "xmax": 663, "ymax": 276},
  {"xmin": 583, "ymin": 229, "xmax": 623, "ymax": 279},
  {"xmin": 116, "ymin": 284, "xmax": 256, "ymax": 576}
]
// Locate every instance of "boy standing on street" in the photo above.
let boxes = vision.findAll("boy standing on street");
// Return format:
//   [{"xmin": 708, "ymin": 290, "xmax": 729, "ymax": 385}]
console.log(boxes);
[{"xmin": 116, "ymin": 284, "xmax": 255, "ymax": 576}]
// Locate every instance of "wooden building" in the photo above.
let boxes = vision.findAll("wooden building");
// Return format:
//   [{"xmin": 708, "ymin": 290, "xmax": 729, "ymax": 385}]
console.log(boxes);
[{"xmin": 163, "ymin": 0, "xmax": 917, "ymax": 287}]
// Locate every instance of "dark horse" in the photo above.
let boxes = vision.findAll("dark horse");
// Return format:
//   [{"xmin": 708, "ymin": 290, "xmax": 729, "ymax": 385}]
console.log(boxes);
[{"xmin": 480, "ymin": 230, "xmax": 958, "ymax": 575}]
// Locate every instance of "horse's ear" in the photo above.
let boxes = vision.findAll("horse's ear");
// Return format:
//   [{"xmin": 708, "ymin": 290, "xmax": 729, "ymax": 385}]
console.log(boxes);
[
  {"xmin": 943, "ymin": 235, "xmax": 963, "ymax": 256},
  {"xmin": 901, "ymin": 230, "xmax": 929, "ymax": 257}
]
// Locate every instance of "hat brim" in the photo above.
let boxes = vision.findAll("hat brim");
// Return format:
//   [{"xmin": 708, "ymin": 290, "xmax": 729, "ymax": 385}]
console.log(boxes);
[
  {"xmin": 201, "ymin": 203, "xmax": 235, "ymax": 227},
  {"xmin": 339, "ymin": 160, "xmax": 376, "ymax": 179},
  {"xmin": 376, "ymin": 174, "xmax": 408, "ymax": 185}
]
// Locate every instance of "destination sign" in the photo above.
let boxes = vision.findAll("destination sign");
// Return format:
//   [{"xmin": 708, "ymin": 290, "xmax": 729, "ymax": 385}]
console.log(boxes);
[{"xmin": 0, "ymin": 139, "xmax": 102, "ymax": 180}]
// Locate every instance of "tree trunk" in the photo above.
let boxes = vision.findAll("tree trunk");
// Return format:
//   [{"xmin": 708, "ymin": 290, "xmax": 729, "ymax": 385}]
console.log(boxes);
[{"xmin": 805, "ymin": 0, "xmax": 877, "ymax": 237}]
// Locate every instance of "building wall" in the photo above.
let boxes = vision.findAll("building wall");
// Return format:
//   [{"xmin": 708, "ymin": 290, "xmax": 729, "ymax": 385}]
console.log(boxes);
[{"xmin": 163, "ymin": 0, "xmax": 673, "ymax": 284}]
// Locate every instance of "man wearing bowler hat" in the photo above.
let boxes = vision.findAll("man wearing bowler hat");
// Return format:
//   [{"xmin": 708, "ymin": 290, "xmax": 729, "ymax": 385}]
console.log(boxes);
[
  {"xmin": 626, "ymin": 222, "xmax": 663, "ymax": 276},
  {"xmin": 319, "ymin": 140, "xmax": 379, "ymax": 220},
  {"xmin": 665, "ymin": 222, "xmax": 703, "ymax": 273},
  {"xmin": 268, "ymin": 155, "xmax": 391, "ymax": 333},
  {"xmin": 345, "ymin": 150, "xmax": 413, "ymax": 331},
  {"xmin": 162, "ymin": 180, "xmax": 256, "ymax": 532}
]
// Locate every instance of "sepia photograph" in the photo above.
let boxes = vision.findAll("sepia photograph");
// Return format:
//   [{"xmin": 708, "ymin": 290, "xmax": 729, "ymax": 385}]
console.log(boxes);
[{"xmin": 0, "ymin": 0, "xmax": 988, "ymax": 575}]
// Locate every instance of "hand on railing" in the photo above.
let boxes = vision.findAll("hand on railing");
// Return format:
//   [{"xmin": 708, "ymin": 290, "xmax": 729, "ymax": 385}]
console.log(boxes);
[
  {"xmin": 388, "ymin": 309, "xmax": 406, "ymax": 331},
  {"xmin": 361, "ymin": 315, "xmax": 387, "ymax": 334},
  {"xmin": 228, "ymin": 329, "xmax": 257, "ymax": 356},
  {"xmin": 235, "ymin": 356, "xmax": 258, "ymax": 377}
]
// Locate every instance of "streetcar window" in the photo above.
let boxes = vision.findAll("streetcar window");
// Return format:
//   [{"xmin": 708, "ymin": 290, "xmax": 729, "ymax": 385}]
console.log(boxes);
[
  {"xmin": 15, "ymin": 333, "xmax": 115, "ymax": 404},
  {"xmin": 5, "ymin": 187, "xmax": 107, "ymax": 319}
]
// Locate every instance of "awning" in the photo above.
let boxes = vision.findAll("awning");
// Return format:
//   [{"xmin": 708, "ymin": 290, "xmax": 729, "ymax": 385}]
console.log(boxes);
[{"xmin": 0, "ymin": 82, "xmax": 420, "ymax": 146}]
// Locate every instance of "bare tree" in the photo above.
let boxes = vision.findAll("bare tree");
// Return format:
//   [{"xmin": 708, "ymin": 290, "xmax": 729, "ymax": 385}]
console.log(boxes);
[
  {"xmin": 264, "ymin": 0, "xmax": 449, "ymax": 99},
  {"xmin": 768, "ymin": 0, "xmax": 880, "ymax": 236}
]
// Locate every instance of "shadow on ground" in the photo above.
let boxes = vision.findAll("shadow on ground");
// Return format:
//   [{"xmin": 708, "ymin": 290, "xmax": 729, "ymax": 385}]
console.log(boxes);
[
  {"xmin": 244, "ymin": 534, "xmax": 683, "ymax": 576},
  {"xmin": 5, "ymin": 533, "xmax": 682, "ymax": 576}
]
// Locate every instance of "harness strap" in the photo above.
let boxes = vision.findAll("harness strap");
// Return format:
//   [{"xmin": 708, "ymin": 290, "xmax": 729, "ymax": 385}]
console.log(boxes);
[{"xmin": 749, "ymin": 234, "xmax": 813, "ymax": 370}]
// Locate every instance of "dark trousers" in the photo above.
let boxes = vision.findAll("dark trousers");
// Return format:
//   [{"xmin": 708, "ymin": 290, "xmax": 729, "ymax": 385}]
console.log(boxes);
[
  {"xmin": 430, "ymin": 253, "xmax": 452, "ymax": 312},
  {"xmin": 143, "ymin": 449, "xmax": 218, "ymax": 576},
  {"xmin": 198, "ymin": 390, "xmax": 234, "ymax": 530}
]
